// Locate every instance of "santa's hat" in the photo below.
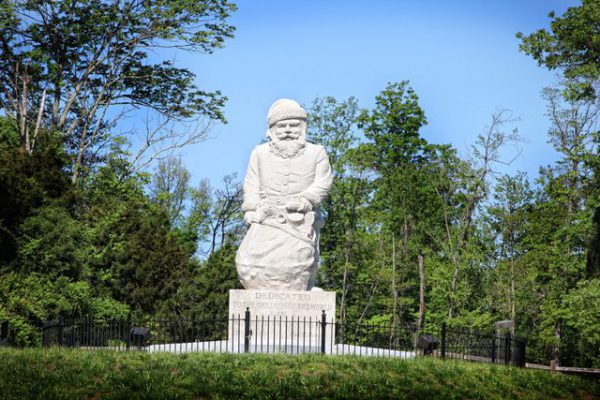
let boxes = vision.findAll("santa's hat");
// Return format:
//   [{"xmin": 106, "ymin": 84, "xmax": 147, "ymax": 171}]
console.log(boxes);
[{"xmin": 267, "ymin": 98, "xmax": 307, "ymax": 127}]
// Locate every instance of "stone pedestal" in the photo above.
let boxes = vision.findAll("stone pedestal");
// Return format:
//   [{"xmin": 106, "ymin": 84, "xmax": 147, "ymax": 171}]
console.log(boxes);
[{"xmin": 228, "ymin": 289, "xmax": 335, "ymax": 353}]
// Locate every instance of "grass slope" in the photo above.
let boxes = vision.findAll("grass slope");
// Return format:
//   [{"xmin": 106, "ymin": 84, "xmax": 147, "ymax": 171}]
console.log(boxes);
[{"xmin": 0, "ymin": 348, "xmax": 598, "ymax": 399}]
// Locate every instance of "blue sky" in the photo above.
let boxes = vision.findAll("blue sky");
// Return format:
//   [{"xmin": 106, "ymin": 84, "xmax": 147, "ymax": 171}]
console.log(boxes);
[{"xmin": 152, "ymin": 0, "xmax": 576, "ymax": 188}]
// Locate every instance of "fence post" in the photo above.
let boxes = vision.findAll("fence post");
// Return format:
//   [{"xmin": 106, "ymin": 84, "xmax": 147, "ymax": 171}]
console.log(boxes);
[
  {"xmin": 504, "ymin": 331, "xmax": 511, "ymax": 365},
  {"xmin": 125, "ymin": 312, "xmax": 132, "ymax": 351},
  {"xmin": 1, "ymin": 320, "xmax": 9, "ymax": 346},
  {"xmin": 491, "ymin": 336, "xmax": 496, "ymax": 363},
  {"xmin": 244, "ymin": 307, "xmax": 251, "ymax": 353},
  {"xmin": 441, "ymin": 322, "xmax": 446, "ymax": 359},
  {"xmin": 521, "ymin": 337, "xmax": 527, "ymax": 367},
  {"xmin": 191, "ymin": 312, "xmax": 196, "ymax": 343},
  {"xmin": 512, "ymin": 336, "xmax": 526, "ymax": 368},
  {"xmin": 321, "ymin": 310, "xmax": 327, "ymax": 354},
  {"xmin": 58, "ymin": 312, "xmax": 65, "ymax": 347}
]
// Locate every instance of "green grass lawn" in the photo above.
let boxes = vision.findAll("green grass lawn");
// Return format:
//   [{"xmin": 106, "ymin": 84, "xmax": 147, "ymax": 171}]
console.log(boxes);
[{"xmin": 0, "ymin": 348, "xmax": 598, "ymax": 399}]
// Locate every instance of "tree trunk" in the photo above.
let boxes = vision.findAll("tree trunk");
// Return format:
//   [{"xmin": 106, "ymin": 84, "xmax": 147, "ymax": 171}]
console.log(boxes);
[
  {"xmin": 417, "ymin": 254, "xmax": 425, "ymax": 329},
  {"xmin": 340, "ymin": 253, "xmax": 349, "ymax": 326},
  {"xmin": 586, "ymin": 207, "xmax": 600, "ymax": 278},
  {"xmin": 510, "ymin": 254, "xmax": 516, "ymax": 321},
  {"xmin": 17, "ymin": 63, "xmax": 30, "ymax": 152},
  {"xmin": 449, "ymin": 258, "xmax": 460, "ymax": 319},
  {"xmin": 32, "ymin": 89, "xmax": 47, "ymax": 152},
  {"xmin": 553, "ymin": 319, "xmax": 562, "ymax": 366},
  {"xmin": 390, "ymin": 234, "xmax": 397, "ymax": 347}
]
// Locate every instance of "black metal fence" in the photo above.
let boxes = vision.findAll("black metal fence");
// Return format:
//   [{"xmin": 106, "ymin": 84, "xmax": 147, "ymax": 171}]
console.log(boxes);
[
  {"xmin": 435, "ymin": 324, "xmax": 526, "ymax": 367},
  {"xmin": 38, "ymin": 309, "xmax": 526, "ymax": 366}
]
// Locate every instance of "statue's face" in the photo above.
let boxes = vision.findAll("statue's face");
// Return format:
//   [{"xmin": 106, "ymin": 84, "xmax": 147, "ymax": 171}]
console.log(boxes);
[{"xmin": 272, "ymin": 118, "xmax": 303, "ymax": 141}]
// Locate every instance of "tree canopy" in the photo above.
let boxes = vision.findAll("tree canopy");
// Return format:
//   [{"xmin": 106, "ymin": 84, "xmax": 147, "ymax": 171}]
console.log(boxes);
[
  {"xmin": 517, "ymin": 0, "xmax": 600, "ymax": 97},
  {"xmin": 0, "ymin": 0, "xmax": 236, "ymax": 181}
]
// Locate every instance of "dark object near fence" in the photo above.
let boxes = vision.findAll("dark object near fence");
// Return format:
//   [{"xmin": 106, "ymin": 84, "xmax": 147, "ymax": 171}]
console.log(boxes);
[
  {"xmin": 438, "ymin": 323, "xmax": 526, "ymax": 367},
  {"xmin": 129, "ymin": 327, "xmax": 150, "ymax": 347},
  {"xmin": 512, "ymin": 336, "xmax": 526, "ymax": 367},
  {"xmin": 63, "ymin": 326, "xmax": 79, "ymax": 347},
  {"xmin": 42, "ymin": 319, "xmax": 60, "ymax": 347},
  {"xmin": 0, "ymin": 320, "xmax": 8, "ymax": 346},
  {"xmin": 417, "ymin": 334, "xmax": 438, "ymax": 355}
]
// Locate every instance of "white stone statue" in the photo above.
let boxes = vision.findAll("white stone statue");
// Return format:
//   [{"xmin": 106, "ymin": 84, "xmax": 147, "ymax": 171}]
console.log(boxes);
[{"xmin": 235, "ymin": 99, "xmax": 333, "ymax": 291}]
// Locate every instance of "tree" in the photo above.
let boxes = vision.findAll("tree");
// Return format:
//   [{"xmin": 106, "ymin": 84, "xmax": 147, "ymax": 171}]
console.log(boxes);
[
  {"xmin": 16, "ymin": 205, "xmax": 93, "ymax": 280},
  {"xmin": 192, "ymin": 174, "xmax": 243, "ymax": 256},
  {"xmin": 517, "ymin": 1, "xmax": 600, "ymax": 366},
  {"xmin": 107, "ymin": 200, "xmax": 191, "ymax": 314},
  {"xmin": 0, "ymin": 0, "xmax": 236, "ymax": 180},
  {"xmin": 485, "ymin": 172, "xmax": 533, "ymax": 322},
  {"xmin": 76, "ymin": 148, "xmax": 192, "ymax": 315},
  {"xmin": 542, "ymin": 83, "xmax": 599, "ymax": 219},
  {"xmin": 151, "ymin": 156, "xmax": 191, "ymax": 226},
  {"xmin": 445, "ymin": 109, "xmax": 520, "ymax": 319},
  {"xmin": 306, "ymin": 96, "xmax": 366, "ymax": 323},
  {"xmin": 517, "ymin": 0, "xmax": 600, "ymax": 97},
  {"xmin": 158, "ymin": 240, "xmax": 241, "ymax": 321},
  {"xmin": 0, "ymin": 117, "xmax": 72, "ymax": 265},
  {"xmin": 355, "ymin": 82, "xmax": 459, "ymax": 327},
  {"xmin": 527, "ymin": 82, "xmax": 599, "ymax": 365},
  {"xmin": 307, "ymin": 96, "xmax": 360, "ymax": 175},
  {"xmin": 561, "ymin": 279, "xmax": 600, "ymax": 367}
]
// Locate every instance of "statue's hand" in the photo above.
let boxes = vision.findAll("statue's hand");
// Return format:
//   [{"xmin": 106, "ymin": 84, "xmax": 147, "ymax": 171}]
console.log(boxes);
[{"xmin": 285, "ymin": 197, "xmax": 312, "ymax": 213}]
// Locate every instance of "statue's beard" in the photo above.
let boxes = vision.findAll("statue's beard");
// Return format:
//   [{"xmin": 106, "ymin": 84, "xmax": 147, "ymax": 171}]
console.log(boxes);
[{"xmin": 270, "ymin": 137, "xmax": 306, "ymax": 158}]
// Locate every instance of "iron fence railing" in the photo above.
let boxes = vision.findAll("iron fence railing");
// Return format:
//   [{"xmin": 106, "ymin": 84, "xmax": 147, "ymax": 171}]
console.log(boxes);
[
  {"xmin": 36, "ymin": 309, "xmax": 526, "ymax": 366},
  {"xmin": 434, "ymin": 324, "xmax": 526, "ymax": 367}
]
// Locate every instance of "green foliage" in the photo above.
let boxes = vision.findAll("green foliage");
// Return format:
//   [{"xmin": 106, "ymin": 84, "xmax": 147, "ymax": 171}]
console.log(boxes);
[
  {"xmin": 561, "ymin": 279, "xmax": 600, "ymax": 367},
  {"xmin": 0, "ymin": 118, "xmax": 72, "ymax": 264},
  {"xmin": 151, "ymin": 156, "xmax": 191, "ymax": 226},
  {"xmin": 307, "ymin": 95, "xmax": 359, "ymax": 174},
  {"xmin": 0, "ymin": 349, "xmax": 598, "ymax": 400},
  {"xmin": 0, "ymin": 272, "xmax": 129, "ymax": 346},
  {"xmin": 0, "ymin": 117, "xmax": 18, "ymax": 149},
  {"xmin": 359, "ymin": 82, "xmax": 426, "ymax": 156},
  {"xmin": 0, "ymin": 1, "xmax": 236, "ymax": 119},
  {"xmin": 355, "ymin": 82, "xmax": 468, "ymax": 325},
  {"xmin": 69, "ymin": 149, "xmax": 192, "ymax": 315},
  {"xmin": 17, "ymin": 205, "xmax": 93, "ymax": 280},
  {"xmin": 485, "ymin": 172, "xmax": 533, "ymax": 321},
  {"xmin": 0, "ymin": 0, "xmax": 236, "ymax": 177},
  {"xmin": 588, "ymin": 206, "xmax": 600, "ymax": 277},
  {"xmin": 306, "ymin": 96, "xmax": 370, "ymax": 312},
  {"xmin": 97, "ymin": 198, "xmax": 191, "ymax": 315},
  {"xmin": 158, "ymin": 241, "xmax": 242, "ymax": 320},
  {"xmin": 517, "ymin": 0, "xmax": 600, "ymax": 97}
]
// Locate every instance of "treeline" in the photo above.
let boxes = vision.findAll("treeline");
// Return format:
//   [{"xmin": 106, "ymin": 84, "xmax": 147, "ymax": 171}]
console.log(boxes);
[
  {"xmin": 305, "ymin": 81, "xmax": 600, "ymax": 368},
  {"xmin": 0, "ymin": 0, "xmax": 241, "ymax": 345},
  {"xmin": 0, "ymin": 0, "xmax": 599, "ymax": 369},
  {"xmin": 0, "ymin": 116, "xmax": 243, "ymax": 341},
  {"xmin": 1, "ymin": 77, "xmax": 599, "ymax": 368}
]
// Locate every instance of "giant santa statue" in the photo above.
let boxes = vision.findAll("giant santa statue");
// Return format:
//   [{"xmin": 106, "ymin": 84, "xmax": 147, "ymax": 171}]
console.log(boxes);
[{"xmin": 235, "ymin": 99, "xmax": 333, "ymax": 291}]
